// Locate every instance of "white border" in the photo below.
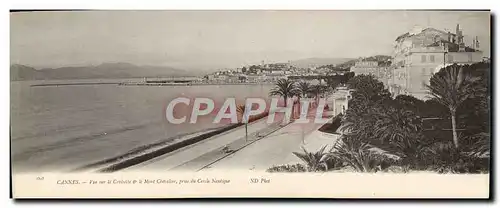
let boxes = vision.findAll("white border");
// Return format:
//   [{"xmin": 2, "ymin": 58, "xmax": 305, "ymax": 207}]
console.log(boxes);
[{"xmin": 4, "ymin": 0, "xmax": 498, "ymax": 10}]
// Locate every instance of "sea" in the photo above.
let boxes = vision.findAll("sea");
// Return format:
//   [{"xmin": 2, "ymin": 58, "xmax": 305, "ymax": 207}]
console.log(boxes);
[{"xmin": 10, "ymin": 79, "xmax": 274, "ymax": 172}]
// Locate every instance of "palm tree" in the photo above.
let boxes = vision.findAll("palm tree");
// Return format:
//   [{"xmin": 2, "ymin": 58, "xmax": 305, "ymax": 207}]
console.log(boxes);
[
  {"xmin": 297, "ymin": 81, "xmax": 312, "ymax": 98},
  {"xmin": 269, "ymin": 78, "xmax": 298, "ymax": 107},
  {"xmin": 371, "ymin": 105, "xmax": 428, "ymax": 167},
  {"xmin": 311, "ymin": 84, "xmax": 328, "ymax": 98},
  {"xmin": 425, "ymin": 64, "xmax": 479, "ymax": 149},
  {"xmin": 237, "ymin": 104, "xmax": 249, "ymax": 141},
  {"xmin": 310, "ymin": 84, "xmax": 328, "ymax": 108},
  {"xmin": 296, "ymin": 81, "xmax": 312, "ymax": 120}
]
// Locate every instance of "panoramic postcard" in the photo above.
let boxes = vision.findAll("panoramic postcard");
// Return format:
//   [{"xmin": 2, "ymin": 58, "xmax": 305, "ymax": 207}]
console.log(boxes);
[{"xmin": 10, "ymin": 10, "xmax": 491, "ymax": 198}]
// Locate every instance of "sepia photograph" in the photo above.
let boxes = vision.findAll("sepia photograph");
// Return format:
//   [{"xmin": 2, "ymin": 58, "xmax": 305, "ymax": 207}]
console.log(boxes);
[{"xmin": 9, "ymin": 9, "xmax": 491, "ymax": 198}]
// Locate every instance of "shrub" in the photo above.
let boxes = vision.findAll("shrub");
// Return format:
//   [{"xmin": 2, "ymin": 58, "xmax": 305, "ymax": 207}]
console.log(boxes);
[
  {"xmin": 329, "ymin": 135, "xmax": 396, "ymax": 172},
  {"xmin": 423, "ymin": 141, "xmax": 490, "ymax": 173},
  {"xmin": 463, "ymin": 132, "xmax": 490, "ymax": 158},
  {"xmin": 318, "ymin": 113, "xmax": 343, "ymax": 133},
  {"xmin": 292, "ymin": 146, "xmax": 343, "ymax": 172},
  {"xmin": 266, "ymin": 163, "xmax": 307, "ymax": 173},
  {"xmin": 427, "ymin": 157, "xmax": 489, "ymax": 174}
]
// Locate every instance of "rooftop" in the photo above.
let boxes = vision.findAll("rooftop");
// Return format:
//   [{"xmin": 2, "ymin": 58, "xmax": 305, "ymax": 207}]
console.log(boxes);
[
  {"xmin": 395, "ymin": 27, "xmax": 455, "ymax": 42},
  {"xmin": 427, "ymin": 40, "xmax": 480, "ymax": 52}
]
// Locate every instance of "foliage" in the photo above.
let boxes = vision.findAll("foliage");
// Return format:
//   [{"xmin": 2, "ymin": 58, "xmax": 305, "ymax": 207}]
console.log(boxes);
[
  {"xmin": 269, "ymin": 61, "xmax": 489, "ymax": 174},
  {"xmin": 463, "ymin": 132, "xmax": 490, "ymax": 157},
  {"xmin": 339, "ymin": 65, "xmax": 490, "ymax": 173},
  {"xmin": 393, "ymin": 94, "xmax": 427, "ymax": 115},
  {"xmin": 269, "ymin": 79, "xmax": 298, "ymax": 107},
  {"xmin": 342, "ymin": 72, "xmax": 356, "ymax": 84},
  {"xmin": 347, "ymin": 74, "xmax": 392, "ymax": 105},
  {"xmin": 328, "ymin": 135, "xmax": 394, "ymax": 172},
  {"xmin": 423, "ymin": 141, "xmax": 489, "ymax": 173},
  {"xmin": 368, "ymin": 106, "xmax": 431, "ymax": 168},
  {"xmin": 372, "ymin": 106, "xmax": 422, "ymax": 145},
  {"xmin": 427, "ymin": 158, "xmax": 489, "ymax": 174},
  {"xmin": 266, "ymin": 163, "xmax": 308, "ymax": 173},
  {"xmin": 310, "ymin": 84, "xmax": 328, "ymax": 99},
  {"xmin": 426, "ymin": 64, "xmax": 480, "ymax": 110},
  {"xmin": 425, "ymin": 64, "xmax": 481, "ymax": 149},
  {"xmin": 318, "ymin": 113, "xmax": 343, "ymax": 133},
  {"xmin": 297, "ymin": 81, "xmax": 312, "ymax": 98},
  {"xmin": 325, "ymin": 77, "xmax": 341, "ymax": 92},
  {"xmin": 292, "ymin": 146, "xmax": 343, "ymax": 172},
  {"xmin": 292, "ymin": 146, "xmax": 326, "ymax": 172}
]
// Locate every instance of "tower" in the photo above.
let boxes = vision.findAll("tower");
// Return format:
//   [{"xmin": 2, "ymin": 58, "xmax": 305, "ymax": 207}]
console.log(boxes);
[
  {"xmin": 472, "ymin": 36, "xmax": 476, "ymax": 50},
  {"xmin": 475, "ymin": 36, "xmax": 480, "ymax": 50},
  {"xmin": 456, "ymin": 24, "xmax": 466, "ymax": 52}
]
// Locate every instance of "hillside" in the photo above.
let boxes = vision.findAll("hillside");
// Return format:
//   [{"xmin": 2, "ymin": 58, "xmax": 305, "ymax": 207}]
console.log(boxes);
[
  {"xmin": 10, "ymin": 63, "xmax": 195, "ymax": 81},
  {"xmin": 10, "ymin": 64, "xmax": 38, "ymax": 81},
  {"xmin": 335, "ymin": 55, "xmax": 393, "ymax": 69},
  {"xmin": 290, "ymin": 58, "xmax": 355, "ymax": 69}
]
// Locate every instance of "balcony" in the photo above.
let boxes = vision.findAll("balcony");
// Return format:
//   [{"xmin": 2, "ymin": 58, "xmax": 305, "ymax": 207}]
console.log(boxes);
[{"xmin": 410, "ymin": 46, "xmax": 446, "ymax": 53}]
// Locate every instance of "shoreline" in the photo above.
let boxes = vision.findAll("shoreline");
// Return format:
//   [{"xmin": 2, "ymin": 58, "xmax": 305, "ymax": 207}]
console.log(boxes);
[
  {"xmin": 29, "ymin": 82, "xmax": 276, "ymax": 87},
  {"xmin": 71, "ymin": 111, "xmax": 273, "ymax": 173}
]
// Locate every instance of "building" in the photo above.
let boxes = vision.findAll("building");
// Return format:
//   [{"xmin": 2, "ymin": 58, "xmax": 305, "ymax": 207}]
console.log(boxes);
[
  {"xmin": 350, "ymin": 60, "xmax": 383, "ymax": 75},
  {"xmin": 388, "ymin": 24, "xmax": 484, "ymax": 100},
  {"xmin": 350, "ymin": 59, "xmax": 391, "ymax": 86}
]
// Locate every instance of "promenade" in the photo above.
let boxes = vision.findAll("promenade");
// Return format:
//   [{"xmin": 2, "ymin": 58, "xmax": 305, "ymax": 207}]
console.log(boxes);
[
  {"xmin": 125, "ymin": 114, "xmax": 284, "ymax": 171},
  {"xmin": 125, "ymin": 110, "xmax": 335, "ymax": 172}
]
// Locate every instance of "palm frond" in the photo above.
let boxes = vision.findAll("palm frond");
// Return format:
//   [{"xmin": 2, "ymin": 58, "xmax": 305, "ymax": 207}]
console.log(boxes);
[
  {"xmin": 425, "ymin": 64, "xmax": 479, "ymax": 111},
  {"xmin": 269, "ymin": 78, "xmax": 298, "ymax": 106}
]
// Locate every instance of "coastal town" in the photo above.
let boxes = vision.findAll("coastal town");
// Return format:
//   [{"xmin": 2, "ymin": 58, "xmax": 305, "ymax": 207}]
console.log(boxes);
[
  {"xmin": 197, "ymin": 24, "xmax": 488, "ymax": 100},
  {"xmin": 9, "ymin": 10, "xmax": 492, "ymax": 199},
  {"xmin": 105, "ymin": 23, "xmax": 490, "ymax": 175},
  {"xmin": 11, "ymin": 10, "xmax": 491, "ymax": 193}
]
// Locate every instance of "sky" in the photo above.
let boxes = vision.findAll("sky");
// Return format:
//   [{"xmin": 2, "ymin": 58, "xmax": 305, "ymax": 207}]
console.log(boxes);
[{"xmin": 10, "ymin": 10, "xmax": 491, "ymax": 70}]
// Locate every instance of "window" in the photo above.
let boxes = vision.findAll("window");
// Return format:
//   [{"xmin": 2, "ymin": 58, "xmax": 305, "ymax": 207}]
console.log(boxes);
[
  {"xmin": 421, "ymin": 55, "xmax": 427, "ymax": 63},
  {"xmin": 430, "ymin": 55, "xmax": 435, "ymax": 62},
  {"xmin": 468, "ymin": 53, "xmax": 473, "ymax": 62},
  {"xmin": 448, "ymin": 54, "xmax": 454, "ymax": 62},
  {"xmin": 421, "ymin": 68, "xmax": 426, "ymax": 75}
]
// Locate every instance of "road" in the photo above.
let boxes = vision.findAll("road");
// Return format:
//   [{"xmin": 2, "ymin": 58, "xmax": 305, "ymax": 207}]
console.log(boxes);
[
  {"xmin": 124, "ymin": 111, "xmax": 332, "ymax": 172},
  {"xmin": 199, "ymin": 118, "xmax": 328, "ymax": 172},
  {"xmin": 124, "ymin": 115, "xmax": 284, "ymax": 171}
]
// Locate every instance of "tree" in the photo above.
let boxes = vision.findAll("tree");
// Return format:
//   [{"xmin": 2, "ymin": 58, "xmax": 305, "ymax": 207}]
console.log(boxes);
[
  {"xmin": 269, "ymin": 79, "xmax": 298, "ymax": 107},
  {"xmin": 310, "ymin": 84, "xmax": 327, "ymax": 100},
  {"xmin": 347, "ymin": 74, "xmax": 391, "ymax": 105},
  {"xmin": 425, "ymin": 64, "xmax": 480, "ymax": 149},
  {"xmin": 297, "ymin": 81, "xmax": 312, "ymax": 98},
  {"xmin": 371, "ymin": 105, "xmax": 427, "ymax": 167},
  {"xmin": 340, "ymin": 74, "xmax": 393, "ymax": 139},
  {"xmin": 394, "ymin": 94, "xmax": 427, "ymax": 116},
  {"xmin": 341, "ymin": 72, "xmax": 355, "ymax": 85},
  {"xmin": 325, "ymin": 76, "xmax": 341, "ymax": 92}
]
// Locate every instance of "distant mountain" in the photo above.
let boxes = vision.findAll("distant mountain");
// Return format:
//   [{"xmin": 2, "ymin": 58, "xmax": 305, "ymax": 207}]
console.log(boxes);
[
  {"xmin": 10, "ymin": 64, "xmax": 38, "ymax": 81},
  {"xmin": 290, "ymin": 58, "xmax": 356, "ymax": 69},
  {"xmin": 10, "ymin": 63, "xmax": 196, "ymax": 81}
]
